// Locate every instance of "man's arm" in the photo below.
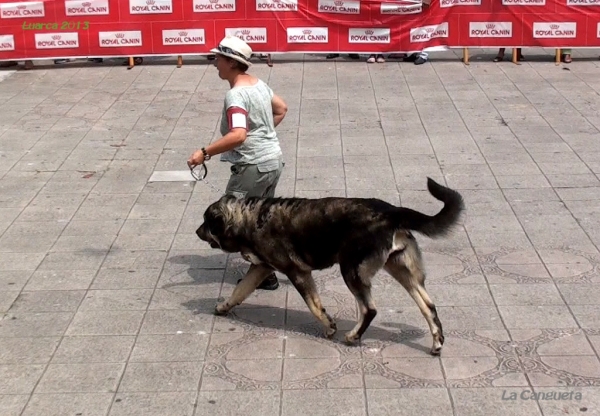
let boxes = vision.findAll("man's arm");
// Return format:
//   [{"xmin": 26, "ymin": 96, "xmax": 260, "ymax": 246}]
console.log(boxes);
[
  {"xmin": 188, "ymin": 106, "xmax": 247, "ymax": 166},
  {"xmin": 205, "ymin": 106, "xmax": 248, "ymax": 156},
  {"xmin": 271, "ymin": 94, "xmax": 288, "ymax": 127},
  {"xmin": 204, "ymin": 128, "xmax": 246, "ymax": 156}
]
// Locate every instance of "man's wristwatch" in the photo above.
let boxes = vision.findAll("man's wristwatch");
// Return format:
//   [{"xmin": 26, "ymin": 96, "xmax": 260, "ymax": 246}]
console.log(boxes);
[{"xmin": 201, "ymin": 147, "xmax": 211, "ymax": 161}]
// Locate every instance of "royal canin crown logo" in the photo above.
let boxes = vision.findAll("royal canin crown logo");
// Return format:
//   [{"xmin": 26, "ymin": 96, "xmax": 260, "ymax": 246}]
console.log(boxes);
[
  {"xmin": 426, "ymin": 27, "xmax": 435, "ymax": 33},
  {"xmin": 241, "ymin": 29, "xmax": 251, "ymax": 34},
  {"xmin": 17, "ymin": 5, "xmax": 26, "ymax": 9},
  {"xmin": 550, "ymin": 24, "xmax": 559, "ymax": 29},
  {"xmin": 115, "ymin": 33, "xmax": 125, "ymax": 38},
  {"xmin": 52, "ymin": 35, "xmax": 61, "ymax": 40},
  {"xmin": 82, "ymin": 2, "xmax": 91, "ymax": 6},
  {"xmin": 146, "ymin": 0, "xmax": 155, "ymax": 4},
  {"xmin": 303, "ymin": 29, "xmax": 311, "ymax": 34},
  {"xmin": 334, "ymin": 0, "xmax": 344, "ymax": 5},
  {"xmin": 486, "ymin": 23, "xmax": 495, "ymax": 29},
  {"xmin": 365, "ymin": 30, "xmax": 374, "ymax": 34},
  {"xmin": 178, "ymin": 31, "xmax": 188, "ymax": 36}
]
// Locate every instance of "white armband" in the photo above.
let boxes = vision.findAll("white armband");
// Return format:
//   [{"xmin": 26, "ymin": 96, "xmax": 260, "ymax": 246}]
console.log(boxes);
[{"xmin": 231, "ymin": 113, "xmax": 247, "ymax": 129}]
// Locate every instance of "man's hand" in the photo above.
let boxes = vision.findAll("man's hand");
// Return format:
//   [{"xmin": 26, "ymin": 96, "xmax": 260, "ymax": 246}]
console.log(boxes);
[
  {"xmin": 187, "ymin": 129, "xmax": 246, "ymax": 169},
  {"xmin": 187, "ymin": 149, "xmax": 205, "ymax": 168}
]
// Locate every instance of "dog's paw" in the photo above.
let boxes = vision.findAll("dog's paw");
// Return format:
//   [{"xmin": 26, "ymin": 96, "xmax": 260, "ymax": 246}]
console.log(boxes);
[
  {"xmin": 430, "ymin": 345, "xmax": 442, "ymax": 356},
  {"xmin": 325, "ymin": 323, "xmax": 337, "ymax": 339},
  {"xmin": 430, "ymin": 339, "xmax": 444, "ymax": 356},
  {"xmin": 344, "ymin": 332, "xmax": 361, "ymax": 345},
  {"xmin": 214, "ymin": 303, "xmax": 229, "ymax": 316},
  {"xmin": 430, "ymin": 334, "xmax": 444, "ymax": 355}
]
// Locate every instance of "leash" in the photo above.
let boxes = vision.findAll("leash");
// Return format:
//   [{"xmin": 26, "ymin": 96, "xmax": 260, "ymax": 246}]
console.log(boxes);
[
  {"xmin": 188, "ymin": 162, "xmax": 207, "ymax": 181},
  {"xmin": 188, "ymin": 162, "xmax": 223, "ymax": 194}
]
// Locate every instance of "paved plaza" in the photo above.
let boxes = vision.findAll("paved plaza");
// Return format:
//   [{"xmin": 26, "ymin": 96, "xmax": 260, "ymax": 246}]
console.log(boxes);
[{"xmin": 1, "ymin": 49, "xmax": 600, "ymax": 415}]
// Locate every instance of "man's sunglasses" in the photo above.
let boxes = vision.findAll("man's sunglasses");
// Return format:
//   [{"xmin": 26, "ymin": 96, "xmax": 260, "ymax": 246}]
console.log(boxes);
[{"xmin": 216, "ymin": 45, "xmax": 249, "ymax": 61}]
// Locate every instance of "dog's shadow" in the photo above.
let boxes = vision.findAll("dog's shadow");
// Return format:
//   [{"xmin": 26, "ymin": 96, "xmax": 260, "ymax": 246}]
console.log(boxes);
[
  {"xmin": 165, "ymin": 253, "xmax": 433, "ymax": 355},
  {"xmin": 182, "ymin": 298, "xmax": 432, "ymax": 355}
]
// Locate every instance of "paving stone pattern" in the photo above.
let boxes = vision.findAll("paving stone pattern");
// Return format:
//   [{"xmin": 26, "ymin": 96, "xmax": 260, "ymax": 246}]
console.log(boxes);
[{"xmin": 1, "ymin": 51, "xmax": 600, "ymax": 415}]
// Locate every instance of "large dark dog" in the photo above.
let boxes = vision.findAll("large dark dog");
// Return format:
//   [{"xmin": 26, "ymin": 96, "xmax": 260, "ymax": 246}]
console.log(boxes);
[{"xmin": 196, "ymin": 177, "xmax": 464, "ymax": 355}]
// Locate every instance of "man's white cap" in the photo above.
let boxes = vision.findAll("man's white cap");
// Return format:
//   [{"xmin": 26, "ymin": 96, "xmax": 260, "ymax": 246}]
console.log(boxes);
[{"xmin": 210, "ymin": 35, "xmax": 253, "ymax": 67}]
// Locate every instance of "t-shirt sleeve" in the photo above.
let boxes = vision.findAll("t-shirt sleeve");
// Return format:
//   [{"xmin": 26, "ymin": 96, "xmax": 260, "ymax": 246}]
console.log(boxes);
[{"xmin": 224, "ymin": 90, "xmax": 249, "ymax": 131}]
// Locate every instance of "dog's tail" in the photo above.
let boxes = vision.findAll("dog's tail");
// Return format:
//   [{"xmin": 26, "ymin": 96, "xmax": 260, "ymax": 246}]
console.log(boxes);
[{"xmin": 394, "ymin": 177, "xmax": 465, "ymax": 238}]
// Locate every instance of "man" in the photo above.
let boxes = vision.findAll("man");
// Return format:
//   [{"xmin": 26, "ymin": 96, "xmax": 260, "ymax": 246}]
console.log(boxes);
[{"xmin": 187, "ymin": 35, "xmax": 288, "ymax": 290}]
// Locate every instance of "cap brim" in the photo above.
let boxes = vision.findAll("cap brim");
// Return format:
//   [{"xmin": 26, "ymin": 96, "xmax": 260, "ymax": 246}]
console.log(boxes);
[{"xmin": 209, "ymin": 48, "xmax": 252, "ymax": 67}]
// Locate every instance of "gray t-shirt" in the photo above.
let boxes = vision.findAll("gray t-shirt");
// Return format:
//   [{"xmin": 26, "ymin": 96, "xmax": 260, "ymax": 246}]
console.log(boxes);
[{"xmin": 219, "ymin": 79, "xmax": 282, "ymax": 170}]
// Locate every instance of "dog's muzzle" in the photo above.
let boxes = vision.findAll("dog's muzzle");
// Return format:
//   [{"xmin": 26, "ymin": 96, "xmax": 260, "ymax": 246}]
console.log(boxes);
[
  {"xmin": 196, "ymin": 224, "xmax": 221, "ymax": 249},
  {"xmin": 195, "ymin": 224, "xmax": 208, "ymax": 242}
]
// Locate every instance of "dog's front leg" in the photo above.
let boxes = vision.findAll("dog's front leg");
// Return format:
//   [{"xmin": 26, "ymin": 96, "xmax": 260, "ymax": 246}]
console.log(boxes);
[
  {"xmin": 215, "ymin": 264, "xmax": 273, "ymax": 315},
  {"xmin": 287, "ymin": 271, "xmax": 337, "ymax": 339}
]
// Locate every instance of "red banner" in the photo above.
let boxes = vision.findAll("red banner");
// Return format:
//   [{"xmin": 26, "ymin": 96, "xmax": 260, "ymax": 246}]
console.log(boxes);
[{"xmin": 1, "ymin": 0, "xmax": 599, "ymax": 61}]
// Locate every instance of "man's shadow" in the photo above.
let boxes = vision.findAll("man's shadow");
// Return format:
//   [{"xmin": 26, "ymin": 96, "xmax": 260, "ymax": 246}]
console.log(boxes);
[
  {"xmin": 163, "ymin": 252, "xmax": 293, "ymax": 289},
  {"xmin": 163, "ymin": 253, "xmax": 230, "ymax": 288},
  {"xmin": 160, "ymin": 252, "xmax": 290, "ymax": 311}
]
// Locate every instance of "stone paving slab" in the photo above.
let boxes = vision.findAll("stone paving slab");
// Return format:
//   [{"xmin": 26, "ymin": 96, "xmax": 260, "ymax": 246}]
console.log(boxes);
[{"xmin": 1, "ymin": 48, "xmax": 600, "ymax": 415}]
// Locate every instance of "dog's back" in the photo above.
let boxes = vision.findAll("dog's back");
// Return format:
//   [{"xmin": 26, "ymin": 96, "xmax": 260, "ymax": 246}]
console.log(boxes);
[
  {"xmin": 219, "ymin": 177, "xmax": 464, "ymax": 271},
  {"xmin": 247, "ymin": 177, "xmax": 463, "ymax": 233}
]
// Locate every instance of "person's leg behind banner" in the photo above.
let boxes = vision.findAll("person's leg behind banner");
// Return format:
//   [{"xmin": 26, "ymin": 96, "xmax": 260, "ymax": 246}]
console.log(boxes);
[
  {"xmin": 493, "ymin": 48, "xmax": 506, "ymax": 62},
  {"xmin": 326, "ymin": 54, "xmax": 360, "ymax": 59},
  {"xmin": 4, "ymin": 60, "xmax": 36, "ymax": 70},
  {"xmin": 414, "ymin": 51, "xmax": 428, "ymax": 65},
  {"xmin": 402, "ymin": 51, "xmax": 429, "ymax": 65},
  {"xmin": 367, "ymin": 54, "xmax": 385, "ymax": 63},
  {"xmin": 494, "ymin": 48, "xmax": 524, "ymax": 62}
]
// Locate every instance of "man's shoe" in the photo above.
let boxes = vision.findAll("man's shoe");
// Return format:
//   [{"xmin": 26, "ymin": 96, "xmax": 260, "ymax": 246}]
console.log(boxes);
[
  {"xmin": 403, "ymin": 53, "xmax": 418, "ymax": 62},
  {"xmin": 258, "ymin": 273, "xmax": 280, "ymax": 290},
  {"xmin": 237, "ymin": 272, "xmax": 280, "ymax": 290},
  {"xmin": 414, "ymin": 56, "xmax": 428, "ymax": 65}
]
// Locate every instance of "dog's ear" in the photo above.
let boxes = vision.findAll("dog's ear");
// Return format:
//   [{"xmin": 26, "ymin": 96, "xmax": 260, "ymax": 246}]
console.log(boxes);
[
  {"xmin": 209, "ymin": 210, "xmax": 227, "ymax": 237},
  {"xmin": 220, "ymin": 194, "xmax": 237, "ymax": 204},
  {"xmin": 203, "ymin": 199, "xmax": 230, "ymax": 238}
]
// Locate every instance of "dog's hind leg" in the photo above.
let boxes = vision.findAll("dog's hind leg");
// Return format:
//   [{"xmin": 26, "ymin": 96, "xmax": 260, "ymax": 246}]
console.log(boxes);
[
  {"xmin": 384, "ymin": 243, "xmax": 444, "ymax": 356},
  {"xmin": 288, "ymin": 271, "xmax": 337, "ymax": 338},
  {"xmin": 340, "ymin": 256, "xmax": 382, "ymax": 345},
  {"xmin": 215, "ymin": 264, "xmax": 273, "ymax": 315}
]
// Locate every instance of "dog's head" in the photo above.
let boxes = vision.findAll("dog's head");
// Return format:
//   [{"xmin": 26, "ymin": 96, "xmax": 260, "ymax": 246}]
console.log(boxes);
[{"xmin": 196, "ymin": 195, "xmax": 241, "ymax": 252}]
